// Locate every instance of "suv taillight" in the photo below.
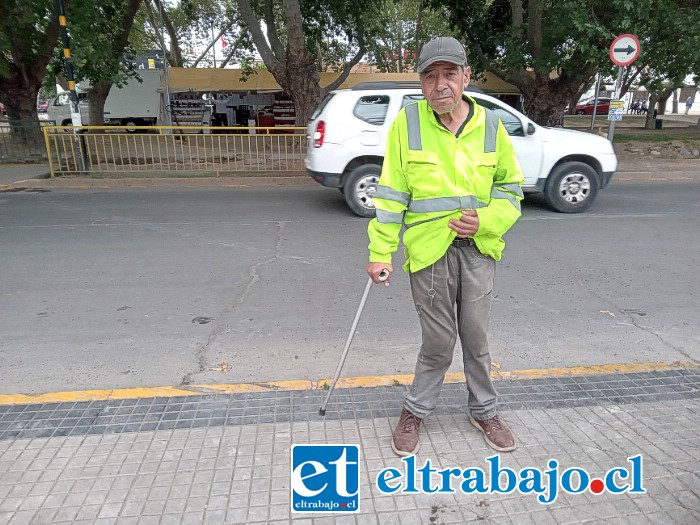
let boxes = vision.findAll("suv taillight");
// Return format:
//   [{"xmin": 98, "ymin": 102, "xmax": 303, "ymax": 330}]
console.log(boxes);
[{"xmin": 313, "ymin": 121, "xmax": 325, "ymax": 148}]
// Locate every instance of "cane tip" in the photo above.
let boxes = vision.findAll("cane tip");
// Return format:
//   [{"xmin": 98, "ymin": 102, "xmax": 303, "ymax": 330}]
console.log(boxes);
[{"xmin": 318, "ymin": 408, "xmax": 326, "ymax": 417}]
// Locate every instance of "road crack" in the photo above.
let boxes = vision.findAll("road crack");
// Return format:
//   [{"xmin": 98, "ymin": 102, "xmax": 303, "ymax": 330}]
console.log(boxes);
[{"xmin": 181, "ymin": 222, "xmax": 286, "ymax": 385}]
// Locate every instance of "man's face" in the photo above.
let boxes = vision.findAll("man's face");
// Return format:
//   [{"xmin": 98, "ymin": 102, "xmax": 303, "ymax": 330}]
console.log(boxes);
[{"xmin": 420, "ymin": 62, "xmax": 470, "ymax": 115}]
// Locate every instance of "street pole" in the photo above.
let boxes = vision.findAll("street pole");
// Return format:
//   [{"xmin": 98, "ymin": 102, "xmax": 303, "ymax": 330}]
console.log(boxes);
[
  {"xmin": 211, "ymin": 22, "xmax": 217, "ymax": 68},
  {"xmin": 607, "ymin": 66, "xmax": 623, "ymax": 142},
  {"xmin": 56, "ymin": 0, "xmax": 87, "ymax": 174},
  {"xmin": 156, "ymin": 0, "xmax": 172, "ymax": 129}
]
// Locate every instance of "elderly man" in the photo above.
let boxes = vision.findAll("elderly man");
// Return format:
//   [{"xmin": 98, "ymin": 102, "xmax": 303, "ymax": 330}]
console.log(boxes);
[{"xmin": 366, "ymin": 36, "xmax": 524, "ymax": 456}]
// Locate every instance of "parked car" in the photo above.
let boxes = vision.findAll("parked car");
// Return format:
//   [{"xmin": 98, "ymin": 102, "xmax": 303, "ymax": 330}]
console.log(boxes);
[
  {"xmin": 306, "ymin": 82, "xmax": 617, "ymax": 216},
  {"xmin": 575, "ymin": 98, "xmax": 611, "ymax": 115}
]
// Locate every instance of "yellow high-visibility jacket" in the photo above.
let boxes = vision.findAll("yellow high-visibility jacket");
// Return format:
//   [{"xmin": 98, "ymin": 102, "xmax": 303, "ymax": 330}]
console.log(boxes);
[{"xmin": 368, "ymin": 96, "xmax": 524, "ymax": 273}]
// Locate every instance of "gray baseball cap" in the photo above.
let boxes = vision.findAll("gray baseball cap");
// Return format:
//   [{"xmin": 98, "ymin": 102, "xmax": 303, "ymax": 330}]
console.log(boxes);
[{"xmin": 416, "ymin": 36, "xmax": 467, "ymax": 73}]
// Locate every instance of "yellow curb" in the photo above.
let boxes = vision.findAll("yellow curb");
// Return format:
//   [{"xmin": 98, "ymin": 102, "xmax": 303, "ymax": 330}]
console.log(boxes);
[
  {"xmin": 0, "ymin": 386, "xmax": 196, "ymax": 405},
  {"xmin": 0, "ymin": 361, "xmax": 697, "ymax": 406}
]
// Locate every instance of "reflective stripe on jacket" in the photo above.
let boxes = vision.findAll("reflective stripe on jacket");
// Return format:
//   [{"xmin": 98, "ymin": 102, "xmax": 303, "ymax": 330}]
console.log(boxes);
[{"xmin": 368, "ymin": 96, "xmax": 524, "ymax": 272}]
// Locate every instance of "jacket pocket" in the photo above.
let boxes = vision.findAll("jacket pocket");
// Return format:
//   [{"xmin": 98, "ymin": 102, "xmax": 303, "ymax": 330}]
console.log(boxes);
[
  {"xmin": 404, "ymin": 151, "xmax": 443, "ymax": 197},
  {"xmin": 473, "ymin": 162, "xmax": 497, "ymax": 202}
]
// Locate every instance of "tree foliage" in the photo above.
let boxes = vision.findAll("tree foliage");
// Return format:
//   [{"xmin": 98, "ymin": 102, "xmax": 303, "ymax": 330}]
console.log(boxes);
[
  {"xmin": 363, "ymin": 0, "xmax": 456, "ymax": 73},
  {"xmin": 47, "ymin": 0, "xmax": 143, "ymax": 125},
  {"xmin": 125, "ymin": 1, "xmax": 256, "ymax": 69},
  {"xmin": 432, "ymin": 0, "xmax": 700, "ymax": 127},
  {"xmin": 632, "ymin": 1, "xmax": 700, "ymax": 128},
  {"xmin": 0, "ymin": 0, "xmax": 59, "ymax": 127},
  {"xmin": 234, "ymin": 0, "xmax": 386, "ymax": 124},
  {"xmin": 431, "ymin": 0, "xmax": 618, "ymax": 125}
]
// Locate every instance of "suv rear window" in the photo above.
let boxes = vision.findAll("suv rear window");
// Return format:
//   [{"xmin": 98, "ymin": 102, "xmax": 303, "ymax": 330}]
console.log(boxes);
[
  {"xmin": 311, "ymin": 93, "xmax": 335, "ymax": 120},
  {"xmin": 353, "ymin": 95, "xmax": 390, "ymax": 125}
]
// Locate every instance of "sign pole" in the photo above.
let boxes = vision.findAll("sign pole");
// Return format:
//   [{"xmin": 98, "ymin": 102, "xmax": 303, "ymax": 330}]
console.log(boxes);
[
  {"xmin": 607, "ymin": 34, "xmax": 640, "ymax": 143},
  {"xmin": 607, "ymin": 66, "xmax": 624, "ymax": 142},
  {"xmin": 590, "ymin": 73, "xmax": 602, "ymax": 130},
  {"xmin": 591, "ymin": 71, "xmax": 601, "ymax": 131}
]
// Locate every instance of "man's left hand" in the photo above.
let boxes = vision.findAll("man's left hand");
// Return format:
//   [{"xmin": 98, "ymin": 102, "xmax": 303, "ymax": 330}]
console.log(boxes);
[{"xmin": 449, "ymin": 210, "xmax": 479, "ymax": 238}]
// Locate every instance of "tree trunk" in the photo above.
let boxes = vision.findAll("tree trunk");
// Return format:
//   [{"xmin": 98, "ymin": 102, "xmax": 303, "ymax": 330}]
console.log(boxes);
[
  {"xmin": 645, "ymin": 93, "xmax": 659, "ymax": 129},
  {"xmin": 657, "ymin": 91, "xmax": 672, "ymax": 115},
  {"xmin": 567, "ymin": 81, "xmax": 592, "ymax": 116},
  {"xmin": 56, "ymin": 74, "xmax": 70, "ymax": 92},
  {"xmin": 87, "ymin": 80, "xmax": 112, "ymax": 126},
  {"xmin": 82, "ymin": 0, "xmax": 141, "ymax": 128},
  {"xmin": 469, "ymin": 41, "xmax": 595, "ymax": 127},
  {"xmin": 1, "ymin": 69, "xmax": 43, "ymax": 144},
  {"xmin": 235, "ymin": 0, "xmax": 363, "ymax": 125},
  {"xmin": 279, "ymin": 51, "xmax": 322, "ymax": 126},
  {"xmin": 415, "ymin": 0, "xmax": 423, "ymax": 63},
  {"xmin": 520, "ymin": 75, "xmax": 577, "ymax": 127},
  {"xmin": 671, "ymin": 90, "xmax": 678, "ymax": 114},
  {"xmin": 147, "ymin": 0, "xmax": 183, "ymax": 67}
]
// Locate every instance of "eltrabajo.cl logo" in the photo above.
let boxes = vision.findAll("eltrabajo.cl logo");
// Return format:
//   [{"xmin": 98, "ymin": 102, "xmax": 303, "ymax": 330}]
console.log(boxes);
[
  {"xmin": 290, "ymin": 444, "xmax": 360, "ymax": 513},
  {"xmin": 376, "ymin": 454, "xmax": 645, "ymax": 504}
]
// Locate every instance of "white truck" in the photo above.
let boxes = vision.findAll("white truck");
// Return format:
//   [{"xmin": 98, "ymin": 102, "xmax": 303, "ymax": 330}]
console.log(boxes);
[
  {"xmin": 306, "ymin": 82, "xmax": 618, "ymax": 215},
  {"xmin": 47, "ymin": 69, "xmax": 162, "ymax": 130}
]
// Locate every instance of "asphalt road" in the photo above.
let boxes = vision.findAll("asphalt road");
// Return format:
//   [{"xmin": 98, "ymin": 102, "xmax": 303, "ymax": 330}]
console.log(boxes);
[{"xmin": 1, "ymin": 181, "xmax": 699, "ymax": 394}]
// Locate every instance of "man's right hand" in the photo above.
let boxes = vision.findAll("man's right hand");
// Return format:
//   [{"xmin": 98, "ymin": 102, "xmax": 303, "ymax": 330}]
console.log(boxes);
[{"xmin": 367, "ymin": 262, "xmax": 393, "ymax": 286}]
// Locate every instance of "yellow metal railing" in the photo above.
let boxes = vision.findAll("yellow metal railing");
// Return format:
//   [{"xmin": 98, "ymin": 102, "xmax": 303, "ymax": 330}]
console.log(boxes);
[{"xmin": 43, "ymin": 125, "xmax": 308, "ymax": 177}]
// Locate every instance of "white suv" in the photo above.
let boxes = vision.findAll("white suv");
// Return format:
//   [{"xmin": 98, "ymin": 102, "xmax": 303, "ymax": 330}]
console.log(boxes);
[{"xmin": 305, "ymin": 82, "xmax": 617, "ymax": 217}]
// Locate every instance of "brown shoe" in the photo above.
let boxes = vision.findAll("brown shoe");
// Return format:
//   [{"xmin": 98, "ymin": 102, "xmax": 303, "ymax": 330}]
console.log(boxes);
[
  {"xmin": 469, "ymin": 414, "xmax": 516, "ymax": 452},
  {"xmin": 392, "ymin": 409, "xmax": 422, "ymax": 456}
]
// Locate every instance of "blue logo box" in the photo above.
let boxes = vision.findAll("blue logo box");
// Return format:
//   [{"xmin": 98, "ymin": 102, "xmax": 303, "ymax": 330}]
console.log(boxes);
[{"xmin": 290, "ymin": 444, "xmax": 360, "ymax": 513}]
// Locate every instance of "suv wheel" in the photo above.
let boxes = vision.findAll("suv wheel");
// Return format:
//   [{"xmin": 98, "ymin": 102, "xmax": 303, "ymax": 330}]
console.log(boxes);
[
  {"xmin": 344, "ymin": 164, "xmax": 381, "ymax": 218},
  {"xmin": 545, "ymin": 161, "xmax": 599, "ymax": 213}
]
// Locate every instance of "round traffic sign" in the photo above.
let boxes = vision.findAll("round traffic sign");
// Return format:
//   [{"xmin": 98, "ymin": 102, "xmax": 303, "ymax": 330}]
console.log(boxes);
[{"xmin": 610, "ymin": 34, "xmax": 640, "ymax": 67}]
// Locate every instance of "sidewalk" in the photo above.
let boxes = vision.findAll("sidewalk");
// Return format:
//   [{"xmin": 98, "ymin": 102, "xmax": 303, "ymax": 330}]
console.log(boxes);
[
  {"xmin": 0, "ymin": 164, "xmax": 51, "ymax": 186},
  {"xmin": 1, "ymin": 156, "xmax": 699, "ymax": 191},
  {"xmin": 1, "ymin": 362, "xmax": 698, "ymax": 524}
]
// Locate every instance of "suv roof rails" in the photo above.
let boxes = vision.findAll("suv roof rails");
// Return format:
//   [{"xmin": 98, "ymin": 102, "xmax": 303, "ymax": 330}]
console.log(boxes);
[
  {"xmin": 350, "ymin": 81, "xmax": 484, "ymax": 93},
  {"xmin": 351, "ymin": 81, "xmax": 421, "ymax": 90}
]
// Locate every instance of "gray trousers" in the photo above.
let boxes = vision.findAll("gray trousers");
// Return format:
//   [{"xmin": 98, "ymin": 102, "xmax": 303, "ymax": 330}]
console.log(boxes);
[{"xmin": 404, "ymin": 238, "xmax": 498, "ymax": 420}]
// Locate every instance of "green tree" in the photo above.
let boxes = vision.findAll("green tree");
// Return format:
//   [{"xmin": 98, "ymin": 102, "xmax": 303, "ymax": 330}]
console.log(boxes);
[
  {"xmin": 235, "ymin": 0, "xmax": 384, "ymax": 124},
  {"xmin": 634, "ymin": 1, "xmax": 700, "ymax": 128},
  {"xmin": 132, "ymin": 0, "xmax": 255, "ymax": 69},
  {"xmin": 0, "ymin": 1, "xmax": 59, "ymax": 129},
  {"xmin": 432, "ymin": 0, "xmax": 620, "ymax": 126},
  {"xmin": 364, "ymin": 0, "xmax": 455, "ymax": 73},
  {"xmin": 139, "ymin": 0, "xmax": 185, "ymax": 67},
  {"xmin": 434, "ymin": 0, "xmax": 700, "ymax": 127},
  {"xmin": 57, "ymin": 0, "xmax": 143, "ymax": 125}
]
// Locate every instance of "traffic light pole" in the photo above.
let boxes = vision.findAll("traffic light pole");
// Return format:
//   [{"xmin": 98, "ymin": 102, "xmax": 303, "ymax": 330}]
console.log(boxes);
[{"xmin": 57, "ymin": 0, "xmax": 88, "ymax": 173}]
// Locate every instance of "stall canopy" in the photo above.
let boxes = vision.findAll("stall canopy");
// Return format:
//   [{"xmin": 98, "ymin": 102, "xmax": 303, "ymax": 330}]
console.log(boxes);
[{"xmin": 164, "ymin": 68, "xmax": 520, "ymax": 95}]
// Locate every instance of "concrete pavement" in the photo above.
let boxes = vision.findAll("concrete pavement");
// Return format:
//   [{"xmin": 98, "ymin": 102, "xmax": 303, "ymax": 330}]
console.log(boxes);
[
  {"xmin": 1, "ymin": 361, "xmax": 699, "ymax": 524},
  {"xmin": 2, "ymin": 154, "xmax": 699, "ymax": 523}
]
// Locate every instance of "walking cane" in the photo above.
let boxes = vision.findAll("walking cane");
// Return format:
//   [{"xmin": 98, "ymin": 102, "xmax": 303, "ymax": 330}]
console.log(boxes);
[{"xmin": 319, "ymin": 269, "xmax": 389, "ymax": 416}]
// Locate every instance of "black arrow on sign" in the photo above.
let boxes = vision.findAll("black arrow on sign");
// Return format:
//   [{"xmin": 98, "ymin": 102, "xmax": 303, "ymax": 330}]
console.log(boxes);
[{"xmin": 614, "ymin": 45, "xmax": 636, "ymax": 55}]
